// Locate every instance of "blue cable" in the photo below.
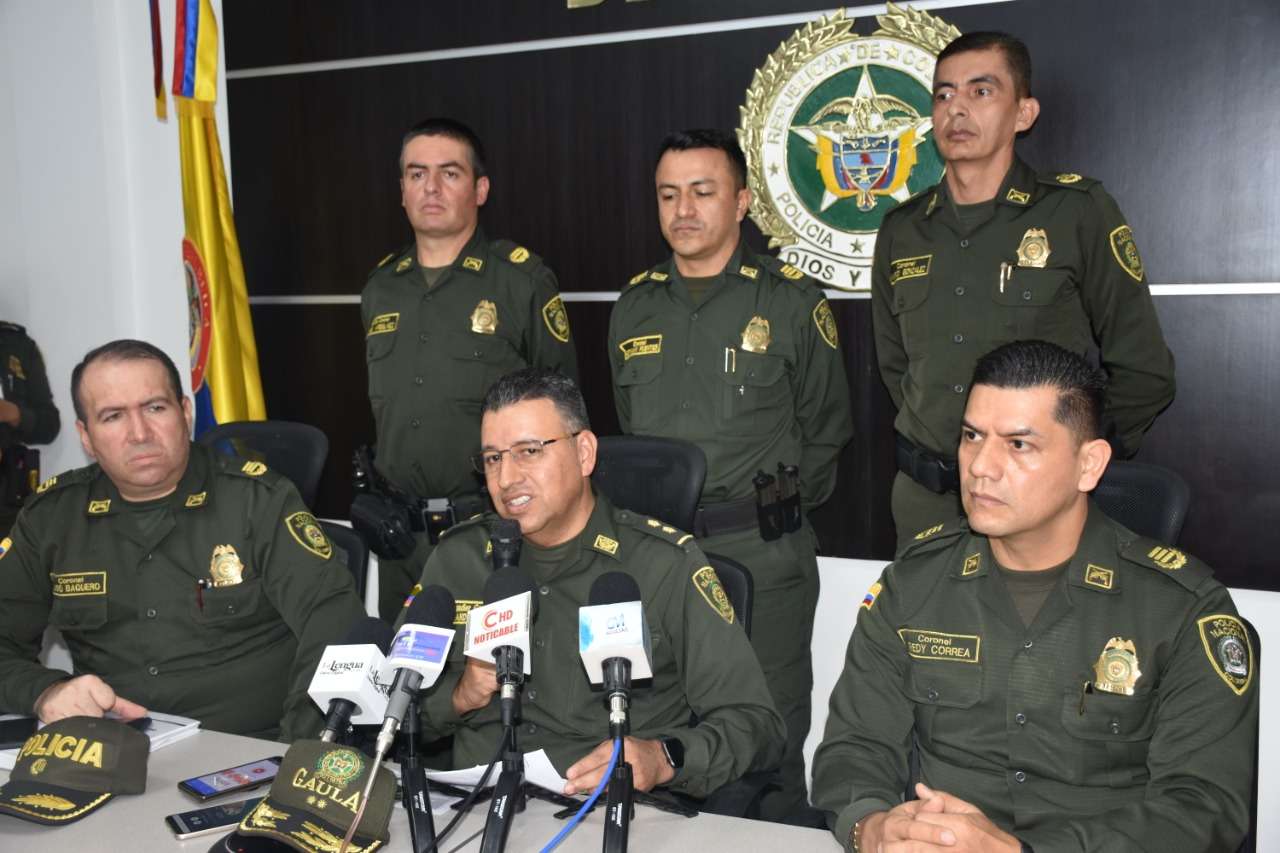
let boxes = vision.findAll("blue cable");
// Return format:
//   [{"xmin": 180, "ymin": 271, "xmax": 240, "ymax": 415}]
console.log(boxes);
[{"xmin": 539, "ymin": 737, "xmax": 621, "ymax": 853}]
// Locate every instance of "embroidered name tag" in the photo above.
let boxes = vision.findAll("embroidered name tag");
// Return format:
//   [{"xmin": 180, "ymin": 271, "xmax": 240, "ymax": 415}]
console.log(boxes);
[
  {"xmin": 898, "ymin": 628, "xmax": 981, "ymax": 663},
  {"xmin": 889, "ymin": 255, "xmax": 932, "ymax": 284},
  {"xmin": 51, "ymin": 572, "xmax": 107, "ymax": 597}
]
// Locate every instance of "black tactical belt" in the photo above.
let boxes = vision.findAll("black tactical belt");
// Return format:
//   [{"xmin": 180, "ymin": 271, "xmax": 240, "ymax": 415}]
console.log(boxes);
[
  {"xmin": 693, "ymin": 497, "xmax": 759, "ymax": 538},
  {"xmin": 895, "ymin": 433, "xmax": 960, "ymax": 495}
]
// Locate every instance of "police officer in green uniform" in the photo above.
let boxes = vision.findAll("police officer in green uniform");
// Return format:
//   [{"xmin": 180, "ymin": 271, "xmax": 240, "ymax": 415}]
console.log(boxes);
[
  {"xmin": 607, "ymin": 129, "xmax": 853, "ymax": 819},
  {"xmin": 813, "ymin": 341, "xmax": 1255, "ymax": 853},
  {"xmin": 362, "ymin": 117, "xmax": 578, "ymax": 622},
  {"xmin": 872, "ymin": 32, "xmax": 1175, "ymax": 545},
  {"xmin": 0, "ymin": 340, "xmax": 366, "ymax": 742},
  {"xmin": 0, "ymin": 321, "xmax": 61, "ymax": 538},
  {"xmin": 408, "ymin": 369, "xmax": 784, "ymax": 798}
]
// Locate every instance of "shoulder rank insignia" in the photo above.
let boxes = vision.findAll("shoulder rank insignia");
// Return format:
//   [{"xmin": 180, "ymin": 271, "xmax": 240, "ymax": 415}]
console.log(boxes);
[
  {"xmin": 812, "ymin": 298, "xmax": 838, "ymax": 349},
  {"xmin": 1147, "ymin": 545, "xmax": 1186, "ymax": 571},
  {"xmin": 36, "ymin": 476, "xmax": 57, "ymax": 494},
  {"xmin": 741, "ymin": 315, "xmax": 771, "ymax": 353},
  {"xmin": 628, "ymin": 271, "xmax": 649, "ymax": 286},
  {"xmin": 591, "ymin": 534, "xmax": 619, "ymax": 556},
  {"xmin": 779, "ymin": 263, "xmax": 804, "ymax": 281},
  {"xmin": 462, "ymin": 256, "xmax": 484, "ymax": 273},
  {"xmin": 649, "ymin": 271, "xmax": 670, "ymax": 282},
  {"xmin": 1016, "ymin": 228, "xmax": 1051, "ymax": 268},
  {"xmin": 692, "ymin": 566, "xmax": 735, "ymax": 624},
  {"xmin": 241, "ymin": 461, "xmax": 268, "ymax": 476},
  {"xmin": 367, "ymin": 312, "xmax": 399, "ymax": 336},
  {"xmin": 509, "ymin": 246, "xmax": 530, "ymax": 263},
  {"xmin": 8, "ymin": 355, "xmax": 24, "ymax": 379},
  {"xmin": 1109, "ymin": 224, "xmax": 1145, "ymax": 282},
  {"xmin": 738, "ymin": 265, "xmax": 759, "ymax": 280},
  {"xmin": 1005, "ymin": 187, "xmax": 1031, "ymax": 205},
  {"xmin": 376, "ymin": 252, "xmax": 395, "ymax": 268},
  {"xmin": 914, "ymin": 523, "xmax": 945, "ymax": 541},
  {"xmin": 210, "ymin": 544, "xmax": 246, "ymax": 586},
  {"xmin": 1056, "ymin": 173, "xmax": 1082, "ymax": 184},
  {"xmin": 541, "ymin": 295, "xmax": 571, "ymax": 343},
  {"xmin": 471, "ymin": 300, "xmax": 498, "ymax": 334},
  {"xmin": 395, "ymin": 256, "xmax": 413, "ymax": 273},
  {"xmin": 1198, "ymin": 614, "xmax": 1253, "ymax": 695},
  {"xmin": 286, "ymin": 512, "xmax": 333, "ymax": 560},
  {"xmin": 925, "ymin": 192, "xmax": 939, "ymax": 216},
  {"xmin": 1092, "ymin": 636, "xmax": 1141, "ymax": 695}
]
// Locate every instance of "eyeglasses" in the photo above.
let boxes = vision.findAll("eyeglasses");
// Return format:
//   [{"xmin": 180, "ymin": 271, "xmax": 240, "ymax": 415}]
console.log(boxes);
[{"xmin": 470, "ymin": 432, "xmax": 581, "ymax": 474}]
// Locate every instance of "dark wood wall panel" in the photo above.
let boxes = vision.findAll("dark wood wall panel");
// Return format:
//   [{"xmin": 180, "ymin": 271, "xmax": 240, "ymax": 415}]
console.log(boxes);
[{"xmin": 231, "ymin": 0, "xmax": 1280, "ymax": 589}]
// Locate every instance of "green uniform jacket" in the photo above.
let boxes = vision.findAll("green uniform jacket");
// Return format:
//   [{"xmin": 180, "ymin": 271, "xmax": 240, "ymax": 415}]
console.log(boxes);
[
  {"xmin": 607, "ymin": 244, "xmax": 853, "ymax": 506},
  {"xmin": 0, "ymin": 322, "xmax": 60, "ymax": 451},
  {"xmin": 871, "ymin": 158, "xmax": 1175, "ymax": 458},
  {"xmin": 361, "ymin": 229, "xmax": 579, "ymax": 500},
  {"xmin": 812, "ymin": 505, "xmax": 1257, "ymax": 852},
  {"xmin": 0, "ymin": 445, "xmax": 367, "ymax": 741},
  {"xmin": 409, "ymin": 494, "xmax": 785, "ymax": 798}
]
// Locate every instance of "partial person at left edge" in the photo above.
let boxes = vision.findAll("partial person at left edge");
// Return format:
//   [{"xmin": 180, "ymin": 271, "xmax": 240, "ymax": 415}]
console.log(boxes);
[
  {"xmin": 0, "ymin": 339, "xmax": 366, "ymax": 741},
  {"xmin": 359, "ymin": 116, "xmax": 579, "ymax": 622},
  {"xmin": 0, "ymin": 321, "xmax": 61, "ymax": 539}
]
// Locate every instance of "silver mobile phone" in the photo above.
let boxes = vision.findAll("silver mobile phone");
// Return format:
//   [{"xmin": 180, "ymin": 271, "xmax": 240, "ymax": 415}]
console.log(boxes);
[{"xmin": 164, "ymin": 796, "xmax": 264, "ymax": 840}]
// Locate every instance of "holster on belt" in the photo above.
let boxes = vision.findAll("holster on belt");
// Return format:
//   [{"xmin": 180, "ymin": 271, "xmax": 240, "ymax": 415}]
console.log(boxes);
[
  {"xmin": 776, "ymin": 463, "xmax": 802, "ymax": 534},
  {"xmin": 753, "ymin": 469, "xmax": 784, "ymax": 542},
  {"xmin": 895, "ymin": 433, "xmax": 959, "ymax": 494}
]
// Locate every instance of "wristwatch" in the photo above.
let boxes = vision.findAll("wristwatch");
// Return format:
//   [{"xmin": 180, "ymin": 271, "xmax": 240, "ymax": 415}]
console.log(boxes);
[{"xmin": 659, "ymin": 736, "xmax": 684, "ymax": 770}]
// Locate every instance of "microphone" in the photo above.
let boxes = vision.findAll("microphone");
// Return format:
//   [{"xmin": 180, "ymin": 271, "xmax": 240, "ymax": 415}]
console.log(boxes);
[
  {"xmin": 375, "ymin": 586, "xmax": 457, "ymax": 757},
  {"xmin": 579, "ymin": 572, "xmax": 652, "ymax": 736},
  {"xmin": 466, "ymin": 569, "xmax": 539, "ymax": 727},
  {"xmin": 490, "ymin": 518, "xmax": 522, "ymax": 572},
  {"xmin": 310, "ymin": 617, "xmax": 396, "ymax": 743}
]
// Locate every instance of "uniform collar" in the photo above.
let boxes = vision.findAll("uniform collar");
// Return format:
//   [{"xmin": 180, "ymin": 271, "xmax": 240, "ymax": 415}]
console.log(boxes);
[
  {"xmin": 84, "ymin": 442, "xmax": 212, "ymax": 517},
  {"xmin": 582, "ymin": 491, "xmax": 623, "ymax": 562},
  {"xmin": 923, "ymin": 155, "xmax": 1037, "ymax": 218},
  {"xmin": 1063, "ymin": 500, "xmax": 1123, "ymax": 595},
  {"xmin": 391, "ymin": 226, "xmax": 489, "ymax": 277}
]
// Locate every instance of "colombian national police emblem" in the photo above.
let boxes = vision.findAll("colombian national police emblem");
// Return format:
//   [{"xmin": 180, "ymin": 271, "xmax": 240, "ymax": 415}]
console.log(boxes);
[{"xmin": 739, "ymin": 4, "xmax": 958, "ymax": 290}]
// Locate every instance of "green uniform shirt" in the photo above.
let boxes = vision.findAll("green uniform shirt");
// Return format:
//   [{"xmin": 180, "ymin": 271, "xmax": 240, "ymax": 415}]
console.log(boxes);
[
  {"xmin": 872, "ymin": 157, "xmax": 1175, "ymax": 458},
  {"xmin": 813, "ymin": 505, "xmax": 1257, "ymax": 853},
  {"xmin": 409, "ymin": 494, "xmax": 785, "ymax": 798},
  {"xmin": 361, "ymin": 229, "xmax": 578, "ymax": 500},
  {"xmin": 608, "ymin": 244, "xmax": 853, "ymax": 506},
  {"xmin": 0, "ymin": 322, "xmax": 60, "ymax": 452},
  {"xmin": 0, "ymin": 444, "xmax": 367, "ymax": 741}
]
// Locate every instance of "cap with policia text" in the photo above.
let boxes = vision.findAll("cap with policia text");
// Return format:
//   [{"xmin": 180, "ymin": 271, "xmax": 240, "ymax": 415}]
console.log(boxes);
[
  {"xmin": 233, "ymin": 740, "xmax": 395, "ymax": 853},
  {"xmin": 0, "ymin": 716, "xmax": 149, "ymax": 825}
]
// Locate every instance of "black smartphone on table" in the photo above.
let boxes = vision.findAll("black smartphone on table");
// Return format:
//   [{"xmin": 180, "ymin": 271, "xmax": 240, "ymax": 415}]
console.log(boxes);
[
  {"xmin": 164, "ymin": 796, "xmax": 264, "ymax": 839},
  {"xmin": 0, "ymin": 717, "xmax": 38, "ymax": 749},
  {"xmin": 177, "ymin": 756, "xmax": 282, "ymax": 801}
]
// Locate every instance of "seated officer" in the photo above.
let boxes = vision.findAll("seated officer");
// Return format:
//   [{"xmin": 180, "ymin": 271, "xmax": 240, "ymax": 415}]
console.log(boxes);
[
  {"xmin": 813, "ymin": 340, "xmax": 1256, "ymax": 852},
  {"xmin": 407, "ymin": 368, "xmax": 784, "ymax": 798},
  {"xmin": 0, "ymin": 340, "xmax": 366, "ymax": 741}
]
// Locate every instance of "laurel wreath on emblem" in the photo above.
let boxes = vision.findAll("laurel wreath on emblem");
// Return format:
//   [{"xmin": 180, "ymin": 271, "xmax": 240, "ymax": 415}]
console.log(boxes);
[{"xmin": 738, "ymin": 3, "xmax": 960, "ymax": 248}]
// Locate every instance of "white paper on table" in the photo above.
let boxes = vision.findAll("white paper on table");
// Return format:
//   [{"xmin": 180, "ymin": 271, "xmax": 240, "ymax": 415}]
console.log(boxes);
[{"xmin": 424, "ymin": 749, "xmax": 570, "ymax": 794}]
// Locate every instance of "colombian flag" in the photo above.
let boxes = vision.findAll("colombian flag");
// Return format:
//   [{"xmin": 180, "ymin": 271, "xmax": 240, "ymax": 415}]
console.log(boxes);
[{"xmin": 172, "ymin": 0, "xmax": 265, "ymax": 434}]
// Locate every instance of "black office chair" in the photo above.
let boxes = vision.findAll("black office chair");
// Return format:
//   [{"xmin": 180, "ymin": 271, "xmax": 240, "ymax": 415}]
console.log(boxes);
[
  {"xmin": 704, "ymin": 552, "xmax": 754, "ymax": 639},
  {"xmin": 321, "ymin": 521, "xmax": 369, "ymax": 594},
  {"xmin": 197, "ymin": 420, "xmax": 329, "ymax": 509},
  {"xmin": 591, "ymin": 435, "xmax": 706, "ymax": 533},
  {"xmin": 1091, "ymin": 460, "xmax": 1191, "ymax": 544}
]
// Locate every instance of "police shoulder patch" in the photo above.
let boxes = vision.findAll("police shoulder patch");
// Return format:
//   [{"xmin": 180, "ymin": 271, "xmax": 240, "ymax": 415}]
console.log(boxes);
[
  {"xmin": 541, "ymin": 294, "xmax": 571, "ymax": 343},
  {"xmin": 812, "ymin": 298, "xmax": 838, "ymax": 349},
  {"xmin": 286, "ymin": 511, "xmax": 332, "ymax": 560},
  {"xmin": 1109, "ymin": 224, "xmax": 1145, "ymax": 282},
  {"xmin": 692, "ymin": 565, "xmax": 735, "ymax": 624},
  {"xmin": 1197, "ymin": 613, "xmax": 1253, "ymax": 695}
]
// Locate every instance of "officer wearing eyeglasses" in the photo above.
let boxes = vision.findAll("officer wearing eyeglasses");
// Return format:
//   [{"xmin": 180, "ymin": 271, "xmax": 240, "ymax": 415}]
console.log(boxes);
[{"xmin": 403, "ymin": 368, "xmax": 784, "ymax": 799}]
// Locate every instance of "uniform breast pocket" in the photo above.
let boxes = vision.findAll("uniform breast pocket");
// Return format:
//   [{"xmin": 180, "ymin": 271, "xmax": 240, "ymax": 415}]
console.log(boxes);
[
  {"xmin": 1060, "ymin": 685, "xmax": 1157, "ymax": 787},
  {"xmin": 49, "ymin": 597, "xmax": 109, "ymax": 633},
  {"xmin": 448, "ymin": 332, "xmax": 523, "ymax": 410},
  {"xmin": 365, "ymin": 331, "xmax": 398, "ymax": 399},
  {"xmin": 718, "ymin": 350, "xmax": 790, "ymax": 436},
  {"xmin": 991, "ymin": 268, "xmax": 1078, "ymax": 343},
  {"xmin": 192, "ymin": 579, "xmax": 268, "ymax": 631},
  {"xmin": 904, "ymin": 659, "xmax": 983, "ymax": 746},
  {"xmin": 888, "ymin": 279, "xmax": 931, "ymax": 358},
  {"xmin": 615, "ymin": 355, "xmax": 665, "ymax": 433}
]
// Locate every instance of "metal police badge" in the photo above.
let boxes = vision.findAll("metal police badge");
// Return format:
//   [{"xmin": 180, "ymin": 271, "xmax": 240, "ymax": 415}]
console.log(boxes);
[
  {"xmin": 741, "ymin": 316, "xmax": 772, "ymax": 353},
  {"xmin": 739, "ymin": 4, "xmax": 957, "ymax": 291},
  {"xmin": 210, "ymin": 544, "xmax": 246, "ymax": 587},
  {"xmin": 1198, "ymin": 614, "xmax": 1254, "ymax": 695},
  {"xmin": 471, "ymin": 299, "xmax": 498, "ymax": 334},
  {"xmin": 1016, "ymin": 228, "xmax": 1051, "ymax": 268},
  {"xmin": 1092, "ymin": 636, "xmax": 1141, "ymax": 695}
]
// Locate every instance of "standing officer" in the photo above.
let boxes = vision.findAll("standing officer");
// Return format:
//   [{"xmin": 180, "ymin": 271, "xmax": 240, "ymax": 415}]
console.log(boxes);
[
  {"xmin": 410, "ymin": 369, "xmax": 784, "ymax": 799},
  {"xmin": 361, "ymin": 117, "xmax": 578, "ymax": 621},
  {"xmin": 0, "ymin": 340, "xmax": 366, "ymax": 741},
  {"xmin": 813, "ymin": 341, "xmax": 1255, "ymax": 853},
  {"xmin": 0, "ymin": 321, "xmax": 60, "ymax": 538},
  {"xmin": 608, "ymin": 129, "xmax": 853, "ymax": 819},
  {"xmin": 872, "ymin": 32, "xmax": 1175, "ymax": 544}
]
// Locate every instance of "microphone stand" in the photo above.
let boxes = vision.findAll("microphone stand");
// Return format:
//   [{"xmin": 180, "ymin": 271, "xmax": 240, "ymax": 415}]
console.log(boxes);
[
  {"xmin": 480, "ymin": 647, "xmax": 527, "ymax": 853},
  {"xmin": 602, "ymin": 657, "xmax": 632, "ymax": 853},
  {"xmin": 398, "ymin": 693, "xmax": 438, "ymax": 853}
]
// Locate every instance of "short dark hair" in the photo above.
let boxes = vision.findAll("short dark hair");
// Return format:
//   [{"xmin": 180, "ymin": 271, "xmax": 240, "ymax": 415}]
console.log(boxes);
[
  {"xmin": 482, "ymin": 368, "xmax": 590, "ymax": 433},
  {"xmin": 399, "ymin": 117, "xmax": 488, "ymax": 177},
  {"xmin": 655, "ymin": 129, "xmax": 748, "ymax": 190},
  {"xmin": 71, "ymin": 339, "xmax": 185, "ymax": 423},
  {"xmin": 970, "ymin": 340, "xmax": 1106, "ymax": 443},
  {"xmin": 936, "ymin": 31, "xmax": 1033, "ymax": 99}
]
